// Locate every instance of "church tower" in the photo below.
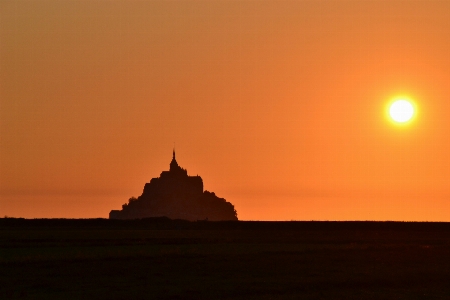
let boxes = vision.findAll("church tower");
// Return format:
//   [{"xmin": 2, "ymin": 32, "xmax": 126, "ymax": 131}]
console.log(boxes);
[{"xmin": 169, "ymin": 148, "xmax": 186, "ymax": 175}]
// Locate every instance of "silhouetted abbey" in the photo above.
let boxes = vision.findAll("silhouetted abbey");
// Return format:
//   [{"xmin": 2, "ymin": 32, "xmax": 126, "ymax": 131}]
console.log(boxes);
[{"xmin": 109, "ymin": 151, "xmax": 238, "ymax": 221}]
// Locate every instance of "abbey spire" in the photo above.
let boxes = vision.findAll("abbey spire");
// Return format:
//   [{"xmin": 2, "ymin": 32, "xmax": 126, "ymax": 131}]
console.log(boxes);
[{"xmin": 170, "ymin": 148, "xmax": 182, "ymax": 173}]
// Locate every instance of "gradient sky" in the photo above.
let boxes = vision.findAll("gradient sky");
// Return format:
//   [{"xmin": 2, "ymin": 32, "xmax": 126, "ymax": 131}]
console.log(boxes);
[{"xmin": 1, "ymin": 1, "xmax": 450, "ymax": 220}]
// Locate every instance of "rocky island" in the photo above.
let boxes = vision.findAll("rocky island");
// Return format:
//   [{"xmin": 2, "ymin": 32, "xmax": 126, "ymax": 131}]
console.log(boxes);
[{"xmin": 109, "ymin": 151, "xmax": 238, "ymax": 221}]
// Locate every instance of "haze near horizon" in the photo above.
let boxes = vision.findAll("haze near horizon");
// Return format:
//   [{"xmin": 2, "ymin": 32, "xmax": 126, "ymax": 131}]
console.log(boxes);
[{"xmin": 1, "ymin": 1, "xmax": 449, "ymax": 221}]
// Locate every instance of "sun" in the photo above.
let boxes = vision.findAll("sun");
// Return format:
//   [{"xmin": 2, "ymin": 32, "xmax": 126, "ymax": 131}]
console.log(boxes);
[
  {"xmin": 390, "ymin": 100, "xmax": 414, "ymax": 122},
  {"xmin": 386, "ymin": 97, "xmax": 417, "ymax": 125}
]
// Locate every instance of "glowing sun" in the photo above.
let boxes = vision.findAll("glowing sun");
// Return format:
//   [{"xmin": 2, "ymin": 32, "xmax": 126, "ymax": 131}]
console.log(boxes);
[{"xmin": 389, "ymin": 99, "xmax": 415, "ymax": 123}]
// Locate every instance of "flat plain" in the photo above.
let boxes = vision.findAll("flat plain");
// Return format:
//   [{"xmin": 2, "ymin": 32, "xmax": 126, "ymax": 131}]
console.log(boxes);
[{"xmin": 1, "ymin": 218, "xmax": 449, "ymax": 299}]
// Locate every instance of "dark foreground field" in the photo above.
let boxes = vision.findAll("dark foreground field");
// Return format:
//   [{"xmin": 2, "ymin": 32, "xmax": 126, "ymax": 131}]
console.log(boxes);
[{"xmin": 1, "ymin": 219, "xmax": 450, "ymax": 299}]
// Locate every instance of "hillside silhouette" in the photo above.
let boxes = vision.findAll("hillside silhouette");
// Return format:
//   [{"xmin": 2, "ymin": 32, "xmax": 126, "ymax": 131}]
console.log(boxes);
[{"xmin": 110, "ymin": 150, "xmax": 238, "ymax": 221}]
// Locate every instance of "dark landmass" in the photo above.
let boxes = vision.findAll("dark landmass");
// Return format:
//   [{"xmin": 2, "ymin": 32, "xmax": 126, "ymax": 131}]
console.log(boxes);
[
  {"xmin": 110, "ymin": 151, "xmax": 237, "ymax": 221},
  {"xmin": 1, "ymin": 218, "xmax": 450, "ymax": 299}
]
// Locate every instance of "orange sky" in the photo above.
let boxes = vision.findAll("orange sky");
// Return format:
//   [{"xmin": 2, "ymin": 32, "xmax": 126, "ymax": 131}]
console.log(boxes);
[{"xmin": 1, "ymin": 1, "xmax": 450, "ymax": 220}]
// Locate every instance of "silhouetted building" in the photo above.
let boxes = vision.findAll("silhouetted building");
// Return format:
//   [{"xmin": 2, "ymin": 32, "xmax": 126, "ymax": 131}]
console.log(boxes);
[{"xmin": 109, "ymin": 150, "xmax": 238, "ymax": 221}]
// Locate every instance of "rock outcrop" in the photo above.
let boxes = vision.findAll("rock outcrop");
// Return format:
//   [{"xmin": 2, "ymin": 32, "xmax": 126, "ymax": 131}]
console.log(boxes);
[{"xmin": 109, "ymin": 151, "xmax": 238, "ymax": 221}]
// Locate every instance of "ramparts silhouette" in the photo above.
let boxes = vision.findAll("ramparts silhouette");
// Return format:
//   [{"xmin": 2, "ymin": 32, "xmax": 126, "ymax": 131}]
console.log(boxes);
[{"xmin": 109, "ymin": 151, "xmax": 238, "ymax": 221}]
